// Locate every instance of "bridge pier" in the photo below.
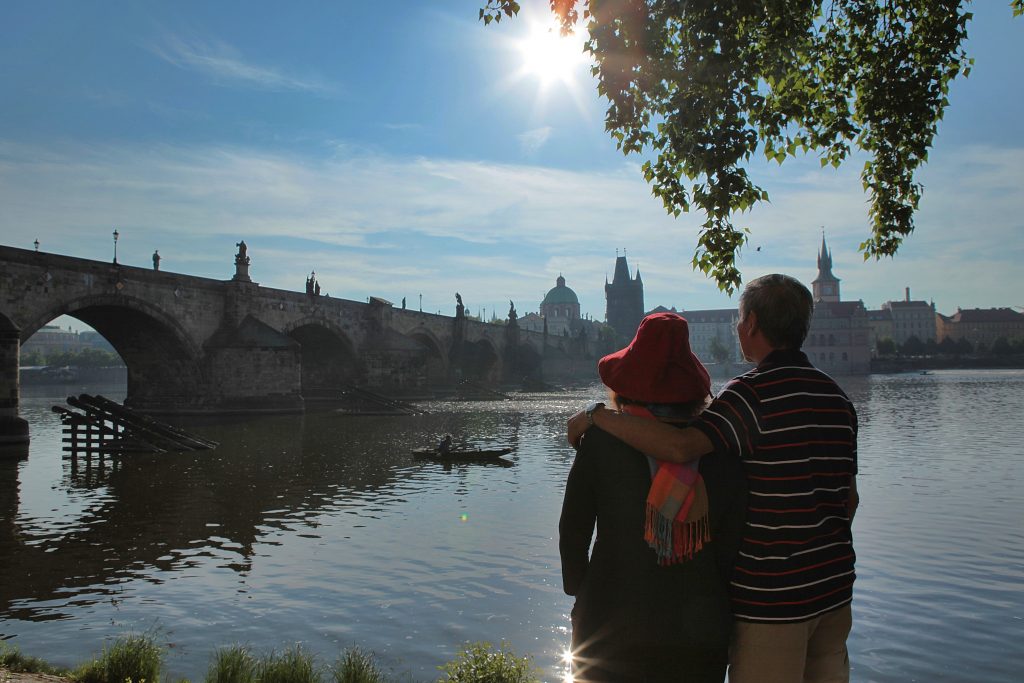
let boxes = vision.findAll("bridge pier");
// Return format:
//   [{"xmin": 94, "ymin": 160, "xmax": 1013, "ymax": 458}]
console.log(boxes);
[{"xmin": 0, "ymin": 316, "xmax": 29, "ymax": 450}]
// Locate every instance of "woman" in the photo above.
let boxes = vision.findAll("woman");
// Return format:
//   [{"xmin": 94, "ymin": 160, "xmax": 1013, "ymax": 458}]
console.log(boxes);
[{"xmin": 559, "ymin": 312, "xmax": 747, "ymax": 682}]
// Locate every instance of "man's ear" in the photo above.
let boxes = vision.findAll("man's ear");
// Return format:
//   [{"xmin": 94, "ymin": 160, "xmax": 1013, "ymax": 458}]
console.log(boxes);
[{"xmin": 744, "ymin": 310, "xmax": 759, "ymax": 336}]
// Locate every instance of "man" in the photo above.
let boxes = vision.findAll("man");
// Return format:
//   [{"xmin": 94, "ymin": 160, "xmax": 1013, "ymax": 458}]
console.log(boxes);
[
  {"xmin": 561, "ymin": 312, "xmax": 747, "ymax": 682},
  {"xmin": 568, "ymin": 274, "xmax": 858, "ymax": 683}
]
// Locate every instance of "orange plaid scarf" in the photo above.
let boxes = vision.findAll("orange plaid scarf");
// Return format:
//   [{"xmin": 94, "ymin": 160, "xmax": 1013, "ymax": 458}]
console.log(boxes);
[{"xmin": 622, "ymin": 404, "xmax": 710, "ymax": 565}]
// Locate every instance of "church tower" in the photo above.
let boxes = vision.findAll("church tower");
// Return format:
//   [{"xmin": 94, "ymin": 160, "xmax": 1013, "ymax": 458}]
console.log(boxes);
[
  {"xmin": 812, "ymin": 235, "xmax": 841, "ymax": 303},
  {"xmin": 605, "ymin": 253, "xmax": 645, "ymax": 342},
  {"xmin": 540, "ymin": 274, "xmax": 581, "ymax": 337}
]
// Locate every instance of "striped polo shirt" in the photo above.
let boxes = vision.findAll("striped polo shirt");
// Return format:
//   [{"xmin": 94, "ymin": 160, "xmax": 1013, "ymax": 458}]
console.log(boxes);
[{"xmin": 692, "ymin": 349, "xmax": 857, "ymax": 623}]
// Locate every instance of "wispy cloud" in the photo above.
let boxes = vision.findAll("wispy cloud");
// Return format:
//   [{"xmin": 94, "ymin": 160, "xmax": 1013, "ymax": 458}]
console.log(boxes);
[
  {"xmin": 517, "ymin": 126, "xmax": 552, "ymax": 155},
  {"xmin": 149, "ymin": 34, "xmax": 337, "ymax": 95},
  {"xmin": 0, "ymin": 140, "xmax": 1020, "ymax": 317}
]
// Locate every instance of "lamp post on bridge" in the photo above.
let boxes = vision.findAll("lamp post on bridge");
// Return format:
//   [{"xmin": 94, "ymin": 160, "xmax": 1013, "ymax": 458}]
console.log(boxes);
[
  {"xmin": 112, "ymin": 229, "xmax": 119, "ymax": 264},
  {"xmin": 33, "ymin": 239, "xmax": 39, "ymax": 252}
]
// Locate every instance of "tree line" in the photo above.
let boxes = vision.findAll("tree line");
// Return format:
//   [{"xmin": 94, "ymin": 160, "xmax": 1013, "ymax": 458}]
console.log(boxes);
[
  {"xmin": 21, "ymin": 348, "xmax": 124, "ymax": 368},
  {"xmin": 876, "ymin": 335, "xmax": 1024, "ymax": 358}
]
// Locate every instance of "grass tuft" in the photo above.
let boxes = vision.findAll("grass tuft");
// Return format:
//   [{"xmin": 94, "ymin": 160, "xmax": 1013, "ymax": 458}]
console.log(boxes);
[
  {"xmin": 438, "ymin": 641, "xmax": 539, "ymax": 683},
  {"xmin": 206, "ymin": 646, "xmax": 257, "ymax": 683},
  {"xmin": 74, "ymin": 634, "xmax": 163, "ymax": 683},
  {"xmin": 330, "ymin": 648, "xmax": 385, "ymax": 683},
  {"xmin": 255, "ymin": 645, "xmax": 320, "ymax": 683},
  {"xmin": 0, "ymin": 643, "xmax": 70, "ymax": 676}
]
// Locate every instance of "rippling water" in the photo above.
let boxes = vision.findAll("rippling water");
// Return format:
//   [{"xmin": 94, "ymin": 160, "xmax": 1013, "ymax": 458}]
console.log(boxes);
[{"xmin": 2, "ymin": 370, "xmax": 1023, "ymax": 682}]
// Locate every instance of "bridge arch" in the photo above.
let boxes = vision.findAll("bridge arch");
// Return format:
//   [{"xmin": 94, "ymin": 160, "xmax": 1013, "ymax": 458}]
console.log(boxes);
[
  {"xmin": 454, "ymin": 337, "xmax": 500, "ymax": 384},
  {"xmin": 514, "ymin": 342, "xmax": 544, "ymax": 383},
  {"xmin": 282, "ymin": 318, "xmax": 362, "ymax": 398},
  {"xmin": 21, "ymin": 294, "xmax": 206, "ymax": 410},
  {"xmin": 407, "ymin": 327, "xmax": 448, "ymax": 384},
  {"xmin": 21, "ymin": 293, "xmax": 203, "ymax": 359}
]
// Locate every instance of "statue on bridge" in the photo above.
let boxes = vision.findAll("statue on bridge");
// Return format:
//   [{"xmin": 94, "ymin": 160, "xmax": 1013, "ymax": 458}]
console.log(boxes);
[
  {"xmin": 455, "ymin": 292, "xmax": 465, "ymax": 318},
  {"xmin": 508, "ymin": 300, "xmax": 517, "ymax": 323},
  {"xmin": 152, "ymin": 250, "xmax": 160, "ymax": 271},
  {"xmin": 232, "ymin": 241, "xmax": 252, "ymax": 282},
  {"xmin": 235, "ymin": 241, "xmax": 250, "ymax": 266}
]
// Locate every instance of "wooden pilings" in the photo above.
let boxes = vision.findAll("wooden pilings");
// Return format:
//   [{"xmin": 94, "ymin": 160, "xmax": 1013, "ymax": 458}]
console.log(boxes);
[{"xmin": 53, "ymin": 394, "xmax": 218, "ymax": 456}]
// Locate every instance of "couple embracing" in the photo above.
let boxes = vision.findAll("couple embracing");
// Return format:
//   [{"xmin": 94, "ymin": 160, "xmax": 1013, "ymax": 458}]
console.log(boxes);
[{"xmin": 560, "ymin": 274, "xmax": 858, "ymax": 683}]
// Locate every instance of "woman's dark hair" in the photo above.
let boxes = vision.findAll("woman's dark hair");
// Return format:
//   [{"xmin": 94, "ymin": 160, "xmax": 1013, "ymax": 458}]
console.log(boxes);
[
  {"xmin": 739, "ymin": 274, "xmax": 814, "ymax": 349},
  {"xmin": 612, "ymin": 394, "xmax": 710, "ymax": 420}
]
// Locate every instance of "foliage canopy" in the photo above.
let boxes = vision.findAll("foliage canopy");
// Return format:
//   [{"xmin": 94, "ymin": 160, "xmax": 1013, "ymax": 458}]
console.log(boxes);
[{"xmin": 480, "ymin": 1, "xmax": 1020, "ymax": 293}]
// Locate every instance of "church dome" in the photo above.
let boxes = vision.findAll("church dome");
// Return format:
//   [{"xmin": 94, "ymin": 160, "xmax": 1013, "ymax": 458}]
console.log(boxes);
[{"xmin": 542, "ymin": 275, "xmax": 579, "ymax": 306}]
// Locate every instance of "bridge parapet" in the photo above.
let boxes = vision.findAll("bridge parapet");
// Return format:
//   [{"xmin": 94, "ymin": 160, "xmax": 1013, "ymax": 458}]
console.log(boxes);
[{"xmin": 0, "ymin": 244, "xmax": 601, "ymax": 445}]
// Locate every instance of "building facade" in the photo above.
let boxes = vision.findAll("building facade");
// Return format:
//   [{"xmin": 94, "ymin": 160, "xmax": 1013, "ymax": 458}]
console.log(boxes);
[
  {"xmin": 804, "ymin": 236, "xmax": 871, "ymax": 375},
  {"xmin": 937, "ymin": 307, "xmax": 1024, "ymax": 349},
  {"xmin": 677, "ymin": 308, "xmax": 742, "ymax": 364},
  {"xmin": 866, "ymin": 308, "xmax": 894, "ymax": 356},
  {"xmin": 21, "ymin": 325, "xmax": 116, "ymax": 359},
  {"xmin": 882, "ymin": 287, "xmax": 937, "ymax": 344}
]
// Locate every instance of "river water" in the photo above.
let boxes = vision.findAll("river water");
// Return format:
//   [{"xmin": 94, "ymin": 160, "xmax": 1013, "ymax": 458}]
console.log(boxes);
[{"xmin": 1, "ymin": 370, "xmax": 1022, "ymax": 682}]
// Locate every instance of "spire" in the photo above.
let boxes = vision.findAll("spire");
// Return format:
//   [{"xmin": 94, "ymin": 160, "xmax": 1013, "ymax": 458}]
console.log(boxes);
[
  {"xmin": 817, "ymin": 233, "xmax": 834, "ymax": 279},
  {"xmin": 556, "ymin": 273, "xmax": 566, "ymax": 288},
  {"xmin": 812, "ymin": 231, "xmax": 840, "ymax": 302}
]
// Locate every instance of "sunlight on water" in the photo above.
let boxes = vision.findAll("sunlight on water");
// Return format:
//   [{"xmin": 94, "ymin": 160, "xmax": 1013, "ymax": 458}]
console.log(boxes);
[{"xmin": 2, "ymin": 372, "xmax": 1022, "ymax": 682}]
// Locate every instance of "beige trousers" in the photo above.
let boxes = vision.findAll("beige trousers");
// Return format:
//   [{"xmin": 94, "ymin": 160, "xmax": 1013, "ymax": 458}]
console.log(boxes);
[{"xmin": 728, "ymin": 605, "xmax": 852, "ymax": 683}]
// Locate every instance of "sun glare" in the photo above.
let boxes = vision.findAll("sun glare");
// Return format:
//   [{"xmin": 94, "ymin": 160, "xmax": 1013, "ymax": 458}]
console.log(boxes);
[{"xmin": 517, "ymin": 19, "xmax": 587, "ymax": 88}]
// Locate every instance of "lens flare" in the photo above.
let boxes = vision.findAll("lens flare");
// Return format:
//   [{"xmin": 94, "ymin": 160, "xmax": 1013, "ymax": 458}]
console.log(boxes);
[{"xmin": 516, "ymin": 18, "xmax": 587, "ymax": 88}]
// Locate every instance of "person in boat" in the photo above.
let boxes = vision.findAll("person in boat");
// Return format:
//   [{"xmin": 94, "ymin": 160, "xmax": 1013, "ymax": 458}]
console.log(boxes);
[
  {"xmin": 437, "ymin": 433, "xmax": 453, "ymax": 456},
  {"xmin": 567, "ymin": 275, "xmax": 859, "ymax": 683},
  {"xmin": 559, "ymin": 312, "xmax": 747, "ymax": 682}
]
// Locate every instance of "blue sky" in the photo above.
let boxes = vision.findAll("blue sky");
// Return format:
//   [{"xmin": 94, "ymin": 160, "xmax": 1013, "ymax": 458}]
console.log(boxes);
[{"xmin": 2, "ymin": 1, "xmax": 1022, "ymax": 328}]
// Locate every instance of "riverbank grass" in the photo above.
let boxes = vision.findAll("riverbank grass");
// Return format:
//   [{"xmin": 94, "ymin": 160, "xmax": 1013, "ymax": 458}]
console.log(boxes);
[
  {"xmin": 0, "ymin": 644, "xmax": 71, "ymax": 677},
  {"xmin": 3, "ymin": 638, "xmax": 540, "ymax": 683},
  {"xmin": 256, "ymin": 646, "xmax": 318, "ymax": 683},
  {"xmin": 74, "ymin": 634, "xmax": 163, "ymax": 683},
  {"xmin": 206, "ymin": 647, "xmax": 257, "ymax": 683},
  {"xmin": 438, "ymin": 642, "xmax": 539, "ymax": 683},
  {"xmin": 331, "ymin": 650, "xmax": 385, "ymax": 683},
  {"xmin": 207, "ymin": 645, "xmax": 385, "ymax": 683}
]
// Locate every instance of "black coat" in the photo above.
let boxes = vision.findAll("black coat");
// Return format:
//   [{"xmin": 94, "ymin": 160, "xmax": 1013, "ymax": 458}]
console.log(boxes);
[{"xmin": 559, "ymin": 425, "xmax": 747, "ymax": 682}]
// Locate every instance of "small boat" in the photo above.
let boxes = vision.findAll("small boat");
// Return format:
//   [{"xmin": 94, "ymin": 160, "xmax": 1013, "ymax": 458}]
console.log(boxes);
[{"xmin": 411, "ymin": 446, "xmax": 513, "ymax": 463}]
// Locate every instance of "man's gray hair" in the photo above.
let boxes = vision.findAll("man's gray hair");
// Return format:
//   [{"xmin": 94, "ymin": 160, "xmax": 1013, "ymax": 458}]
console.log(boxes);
[{"xmin": 739, "ymin": 274, "xmax": 814, "ymax": 350}]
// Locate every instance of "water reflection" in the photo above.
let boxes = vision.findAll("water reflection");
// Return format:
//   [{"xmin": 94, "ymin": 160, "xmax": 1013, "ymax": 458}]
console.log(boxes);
[
  {"xmin": 1, "ymin": 387, "xmax": 593, "ymax": 678},
  {"xmin": 2, "ymin": 374, "xmax": 1023, "ymax": 682}
]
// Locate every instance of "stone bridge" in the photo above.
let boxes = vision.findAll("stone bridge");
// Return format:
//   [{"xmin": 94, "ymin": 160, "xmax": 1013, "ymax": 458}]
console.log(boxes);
[{"xmin": 0, "ymin": 244, "xmax": 600, "ymax": 443}]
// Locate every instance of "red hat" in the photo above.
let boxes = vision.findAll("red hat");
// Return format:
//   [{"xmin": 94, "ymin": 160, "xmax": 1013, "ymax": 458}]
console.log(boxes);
[{"xmin": 598, "ymin": 312, "xmax": 711, "ymax": 404}]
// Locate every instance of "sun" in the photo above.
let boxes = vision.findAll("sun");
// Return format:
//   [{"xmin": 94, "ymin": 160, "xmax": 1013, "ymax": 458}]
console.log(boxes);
[{"xmin": 516, "ymin": 18, "xmax": 588, "ymax": 88}]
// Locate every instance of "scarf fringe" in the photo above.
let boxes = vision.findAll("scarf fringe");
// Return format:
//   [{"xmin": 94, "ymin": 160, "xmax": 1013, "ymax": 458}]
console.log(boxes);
[{"xmin": 643, "ymin": 485, "xmax": 711, "ymax": 565}]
